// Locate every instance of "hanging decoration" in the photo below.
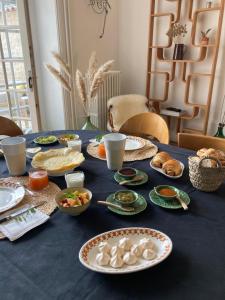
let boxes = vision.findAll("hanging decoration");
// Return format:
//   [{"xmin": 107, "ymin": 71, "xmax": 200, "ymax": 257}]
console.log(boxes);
[{"xmin": 89, "ymin": 0, "xmax": 111, "ymax": 38}]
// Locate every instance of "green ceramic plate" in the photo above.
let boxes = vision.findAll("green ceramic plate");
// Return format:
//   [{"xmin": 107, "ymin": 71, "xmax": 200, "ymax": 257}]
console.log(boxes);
[
  {"xmin": 149, "ymin": 188, "xmax": 190, "ymax": 209},
  {"xmin": 114, "ymin": 169, "xmax": 148, "ymax": 186},
  {"xmin": 106, "ymin": 192, "xmax": 147, "ymax": 216},
  {"xmin": 33, "ymin": 135, "xmax": 58, "ymax": 145}
]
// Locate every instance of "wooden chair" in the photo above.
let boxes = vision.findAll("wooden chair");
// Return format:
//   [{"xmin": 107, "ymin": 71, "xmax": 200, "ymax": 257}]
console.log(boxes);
[
  {"xmin": 119, "ymin": 112, "xmax": 169, "ymax": 144},
  {"xmin": 0, "ymin": 116, "xmax": 23, "ymax": 137},
  {"xmin": 178, "ymin": 133, "xmax": 225, "ymax": 152}
]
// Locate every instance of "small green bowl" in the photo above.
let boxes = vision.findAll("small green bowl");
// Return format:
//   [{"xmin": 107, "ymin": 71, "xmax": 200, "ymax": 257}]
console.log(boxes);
[
  {"xmin": 154, "ymin": 185, "xmax": 177, "ymax": 200},
  {"xmin": 117, "ymin": 167, "xmax": 137, "ymax": 180},
  {"xmin": 114, "ymin": 190, "xmax": 138, "ymax": 206},
  {"xmin": 55, "ymin": 187, "xmax": 92, "ymax": 216}
]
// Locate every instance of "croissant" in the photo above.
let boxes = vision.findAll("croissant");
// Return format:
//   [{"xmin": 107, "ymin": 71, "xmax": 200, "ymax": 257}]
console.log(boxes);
[
  {"xmin": 151, "ymin": 152, "xmax": 171, "ymax": 168},
  {"xmin": 196, "ymin": 148, "xmax": 225, "ymax": 167},
  {"xmin": 162, "ymin": 159, "xmax": 182, "ymax": 176}
]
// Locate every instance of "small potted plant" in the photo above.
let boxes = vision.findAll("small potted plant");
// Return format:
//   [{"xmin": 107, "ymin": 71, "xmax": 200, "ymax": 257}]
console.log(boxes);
[
  {"xmin": 167, "ymin": 23, "xmax": 188, "ymax": 60},
  {"xmin": 200, "ymin": 29, "xmax": 212, "ymax": 45}
]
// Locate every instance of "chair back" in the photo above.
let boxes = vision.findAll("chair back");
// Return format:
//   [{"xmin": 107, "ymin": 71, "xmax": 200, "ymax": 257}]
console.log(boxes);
[
  {"xmin": 119, "ymin": 112, "xmax": 169, "ymax": 144},
  {"xmin": 107, "ymin": 94, "xmax": 150, "ymax": 132},
  {"xmin": 0, "ymin": 116, "xmax": 23, "ymax": 137},
  {"xmin": 178, "ymin": 133, "xmax": 225, "ymax": 152}
]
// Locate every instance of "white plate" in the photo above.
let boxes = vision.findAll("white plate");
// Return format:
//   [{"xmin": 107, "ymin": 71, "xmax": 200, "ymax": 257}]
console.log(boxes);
[
  {"xmin": 79, "ymin": 227, "xmax": 172, "ymax": 274},
  {"xmin": 125, "ymin": 138, "xmax": 145, "ymax": 151},
  {"xmin": 0, "ymin": 181, "xmax": 25, "ymax": 213},
  {"xmin": 89, "ymin": 136, "xmax": 145, "ymax": 151},
  {"xmin": 150, "ymin": 160, "xmax": 184, "ymax": 179}
]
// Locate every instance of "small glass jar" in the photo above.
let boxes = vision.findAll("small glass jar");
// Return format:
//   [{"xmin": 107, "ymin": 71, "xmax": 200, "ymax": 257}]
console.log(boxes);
[
  {"xmin": 28, "ymin": 168, "xmax": 49, "ymax": 191},
  {"xmin": 65, "ymin": 172, "xmax": 85, "ymax": 188},
  {"xmin": 67, "ymin": 140, "xmax": 82, "ymax": 152}
]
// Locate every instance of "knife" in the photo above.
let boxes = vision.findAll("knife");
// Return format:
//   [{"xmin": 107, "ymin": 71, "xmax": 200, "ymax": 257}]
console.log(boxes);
[{"xmin": 0, "ymin": 201, "xmax": 46, "ymax": 224}]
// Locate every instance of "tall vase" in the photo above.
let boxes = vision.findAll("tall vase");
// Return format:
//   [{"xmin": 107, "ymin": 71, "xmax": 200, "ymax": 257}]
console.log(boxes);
[
  {"xmin": 81, "ymin": 116, "xmax": 98, "ymax": 130},
  {"xmin": 214, "ymin": 123, "xmax": 225, "ymax": 138},
  {"xmin": 173, "ymin": 44, "xmax": 185, "ymax": 60}
]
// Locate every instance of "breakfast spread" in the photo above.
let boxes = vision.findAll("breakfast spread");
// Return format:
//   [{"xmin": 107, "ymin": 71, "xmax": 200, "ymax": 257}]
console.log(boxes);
[
  {"xmin": 151, "ymin": 152, "xmax": 183, "ymax": 177},
  {"xmin": 32, "ymin": 148, "xmax": 85, "ymax": 173},
  {"xmin": 59, "ymin": 190, "xmax": 90, "ymax": 207},
  {"xmin": 96, "ymin": 237, "xmax": 157, "ymax": 269},
  {"xmin": 196, "ymin": 148, "xmax": 225, "ymax": 167}
]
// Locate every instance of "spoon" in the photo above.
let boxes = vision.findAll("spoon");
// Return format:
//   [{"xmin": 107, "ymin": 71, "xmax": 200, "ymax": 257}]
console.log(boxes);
[
  {"xmin": 119, "ymin": 175, "xmax": 144, "ymax": 185},
  {"xmin": 176, "ymin": 194, "xmax": 188, "ymax": 210},
  {"xmin": 97, "ymin": 201, "xmax": 135, "ymax": 212}
]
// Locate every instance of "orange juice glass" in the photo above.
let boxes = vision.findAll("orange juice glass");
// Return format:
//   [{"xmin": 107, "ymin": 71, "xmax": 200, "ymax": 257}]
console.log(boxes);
[
  {"xmin": 98, "ymin": 143, "xmax": 106, "ymax": 158},
  {"xmin": 29, "ymin": 168, "xmax": 49, "ymax": 191}
]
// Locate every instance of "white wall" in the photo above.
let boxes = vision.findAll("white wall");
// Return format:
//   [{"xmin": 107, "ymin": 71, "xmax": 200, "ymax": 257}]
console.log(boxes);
[
  {"xmin": 68, "ymin": 0, "xmax": 119, "ymax": 128},
  {"xmin": 117, "ymin": 0, "xmax": 225, "ymax": 137},
  {"xmin": 28, "ymin": 0, "xmax": 65, "ymax": 131}
]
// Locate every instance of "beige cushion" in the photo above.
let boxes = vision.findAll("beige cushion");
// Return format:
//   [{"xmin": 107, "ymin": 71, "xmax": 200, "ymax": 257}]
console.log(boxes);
[{"xmin": 107, "ymin": 94, "xmax": 150, "ymax": 131}]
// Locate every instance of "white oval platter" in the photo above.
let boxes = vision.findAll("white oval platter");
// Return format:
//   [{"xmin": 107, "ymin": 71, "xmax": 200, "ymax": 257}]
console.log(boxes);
[
  {"xmin": 150, "ymin": 159, "xmax": 184, "ymax": 179},
  {"xmin": 79, "ymin": 227, "xmax": 172, "ymax": 274}
]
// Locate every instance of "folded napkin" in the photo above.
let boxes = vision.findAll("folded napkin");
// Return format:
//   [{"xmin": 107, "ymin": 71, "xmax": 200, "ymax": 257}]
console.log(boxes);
[{"xmin": 0, "ymin": 207, "xmax": 49, "ymax": 241}]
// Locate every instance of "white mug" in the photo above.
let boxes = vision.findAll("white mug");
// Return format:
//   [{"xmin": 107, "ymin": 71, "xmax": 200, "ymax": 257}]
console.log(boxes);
[
  {"xmin": 1, "ymin": 137, "xmax": 26, "ymax": 176},
  {"xmin": 104, "ymin": 133, "xmax": 126, "ymax": 170}
]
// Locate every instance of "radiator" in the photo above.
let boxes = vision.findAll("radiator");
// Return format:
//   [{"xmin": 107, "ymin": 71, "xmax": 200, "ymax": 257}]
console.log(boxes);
[{"xmin": 89, "ymin": 71, "xmax": 121, "ymax": 130}]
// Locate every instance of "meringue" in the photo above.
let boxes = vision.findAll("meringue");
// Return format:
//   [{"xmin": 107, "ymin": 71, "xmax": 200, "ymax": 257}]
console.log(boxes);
[
  {"xmin": 139, "ymin": 238, "xmax": 155, "ymax": 250},
  {"xmin": 142, "ymin": 248, "xmax": 156, "ymax": 260},
  {"xmin": 123, "ymin": 252, "xmax": 137, "ymax": 265},
  {"xmin": 110, "ymin": 255, "xmax": 124, "ymax": 268},
  {"xmin": 96, "ymin": 252, "xmax": 110, "ymax": 266},
  {"xmin": 98, "ymin": 241, "xmax": 111, "ymax": 254},
  {"xmin": 130, "ymin": 244, "xmax": 142, "ymax": 257},
  {"xmin": 118, "ymin": 237, "xmax": 132, "ymax": 251},
  {"xmin": 110, "ymin": 245, "xmax": 124, "ymax": 257}
]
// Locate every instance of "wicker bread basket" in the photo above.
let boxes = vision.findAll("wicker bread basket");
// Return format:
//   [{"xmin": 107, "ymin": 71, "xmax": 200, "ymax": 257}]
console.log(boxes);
[{"xmin": 188, "ymin": 156, "xmax": 225, "ymax": 192}]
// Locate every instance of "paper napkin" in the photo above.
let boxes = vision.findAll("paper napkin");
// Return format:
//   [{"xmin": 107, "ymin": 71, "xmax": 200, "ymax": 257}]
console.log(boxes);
[{"xmin": 0, "ymin": 208, "xmax": 49, "ymax": 241}]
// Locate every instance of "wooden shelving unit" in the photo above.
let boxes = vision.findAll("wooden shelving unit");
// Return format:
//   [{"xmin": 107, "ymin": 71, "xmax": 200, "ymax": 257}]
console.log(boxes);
[{"xmin": 146, "ymin": 0, "xmax": 225, "ymax": 136}]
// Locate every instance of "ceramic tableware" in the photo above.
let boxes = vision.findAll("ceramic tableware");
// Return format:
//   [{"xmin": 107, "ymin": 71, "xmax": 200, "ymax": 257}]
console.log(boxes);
[
  {"xmin": 106, "ymin": 192, "xmax": 147, "ymax": 215},
  {"xmin": 26, "ymin": 147, "xmax": 42, "ymax": 159},
  {"xmin": 104, "ymin": 133, "xmax": 126, "ymax": 170},
  {"xmin": 0, "ymin": 136, "xmax": 26, "ymax": 176},
  {"xmin": 55, "ymin": 187, "xmax": 92, "ymax": 216},
  {"xmin": 117, "ymin": 167, "xmax": 137, "ymax": 180},
  {"xmin": 114, "ymin": 190, "xmax": 138, "ymax": 206},
  {"xmin": 33, "ymin": 135, "xmax": 58, "ymax": 145},
  {"xmin": 79, "ymin": 227, "xmax": 173, "ymax": 274},
  {"xmin": 150, "ymin": 159, "xmax": 184, "ymax": 179},
  {"xmin": 149, "ymin": 188, "xmax": 190, "ymax": 209},
  {"xmin": 114, "ymin": 169, "xmax": 148, "ymax": 186},
  {"xmin": 125, "ymin": 137, "xmax": 145, "ymax": 151},
  {"xmin": 0, "ymin": 181, "xmax": 25, "ymax": 213},
  {"xmin": 58, "ymin": 134, "xmax": 79, "ymax": 146}
]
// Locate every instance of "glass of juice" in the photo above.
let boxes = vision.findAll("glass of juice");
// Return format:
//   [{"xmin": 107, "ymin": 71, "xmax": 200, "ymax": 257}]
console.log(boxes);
[{"xmin": 29, "ymin": 168, "xmax": 49, "ymax": 191}]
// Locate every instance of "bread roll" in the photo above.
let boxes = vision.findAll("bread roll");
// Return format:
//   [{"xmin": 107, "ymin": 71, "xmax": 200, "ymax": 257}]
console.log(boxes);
[
  {"xmin": 162, "ymin": 159, "xmax": 182, "ymax": 176},
  {"xmin": 197, "ymin": 148, "xmax": 208, "ymax": 158},
  {"xmin": 151, "ymin": 152, "xmax": 171, "ymax": 168}
]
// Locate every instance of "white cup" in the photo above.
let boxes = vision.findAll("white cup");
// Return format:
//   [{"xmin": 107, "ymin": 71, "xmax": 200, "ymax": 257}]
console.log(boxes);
[
  {"xmin": 1, "ymin": 137, "xmax": 26, "ymax": 176},
  {"xmin": 67, "ymin": 140, "xmax": 82, "ymax": 152},
  {"xmin": 104, "ymin": 133, "xmax": 126, "ymax": 170}
]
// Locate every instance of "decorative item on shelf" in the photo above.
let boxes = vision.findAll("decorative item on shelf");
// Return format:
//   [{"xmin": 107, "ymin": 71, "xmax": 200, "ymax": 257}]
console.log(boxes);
[
  {"xmin": 206, "ymin": 0, "xmax": 213, "ymax": 8},
  {"xmin": 89, "ymin": 0, "xmax": 111, "ymax": 38},
  {"xmin": 214, "ymin": 94, "xmax": 225, "ymax": 138},
  {"xmin": 200, "ymin": 28, "xmax": 212, "ymax": 45},
  {"xmin": 76, "ymin": 52, "xmax": 114, "ymax": 130},
  {"xmin": 167, "ymin": 23, "xmax": 188, "ymax": 60}
]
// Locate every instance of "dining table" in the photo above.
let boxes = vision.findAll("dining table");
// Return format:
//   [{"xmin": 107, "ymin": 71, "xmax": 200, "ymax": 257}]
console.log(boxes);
[{"xmin": 0, "ymin": 130, "xmax": 225, "ymax": 300}]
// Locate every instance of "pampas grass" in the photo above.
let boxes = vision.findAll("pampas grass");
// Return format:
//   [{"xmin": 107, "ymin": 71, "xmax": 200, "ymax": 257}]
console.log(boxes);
[
  {"xmin": 75, "ymin": 53, "xmax": 114, "ymax": 116},
  {"xmin": 51, "ymin": 51, "xmax": 71, "ymax": 78},
  {"xmin": 45, "ymin": 64, "xmax": 71, "ymax": 92}
]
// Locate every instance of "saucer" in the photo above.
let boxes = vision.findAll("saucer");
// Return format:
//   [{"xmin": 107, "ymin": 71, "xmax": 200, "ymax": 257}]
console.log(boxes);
[
  {"xmin": 114, "ymin": 169, "xmax": 148, "ymax": 186},
  {"xmin": 149, "ymin": 188, "xmax": 190, "ymax": 209},
  {"xmin": 106, "ymin": 192, "xmax": 147, "ymax": 215}
]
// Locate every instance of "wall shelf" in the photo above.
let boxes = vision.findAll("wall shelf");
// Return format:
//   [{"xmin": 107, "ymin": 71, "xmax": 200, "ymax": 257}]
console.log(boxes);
[{"xmin": 146, "ymin": 0, "xmax": 225, "ymax": 137}]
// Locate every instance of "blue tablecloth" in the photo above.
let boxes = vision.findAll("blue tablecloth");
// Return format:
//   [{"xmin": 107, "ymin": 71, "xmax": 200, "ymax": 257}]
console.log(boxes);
[{"xmin": 0, "ymin": 130, "xmax": 225, "ymax": 300}]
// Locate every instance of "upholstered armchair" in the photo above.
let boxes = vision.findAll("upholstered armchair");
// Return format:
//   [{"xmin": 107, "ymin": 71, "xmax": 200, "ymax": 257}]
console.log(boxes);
[{"xmin": 107, "ymin": 94, "xmax": 152, "ymax": 132}]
